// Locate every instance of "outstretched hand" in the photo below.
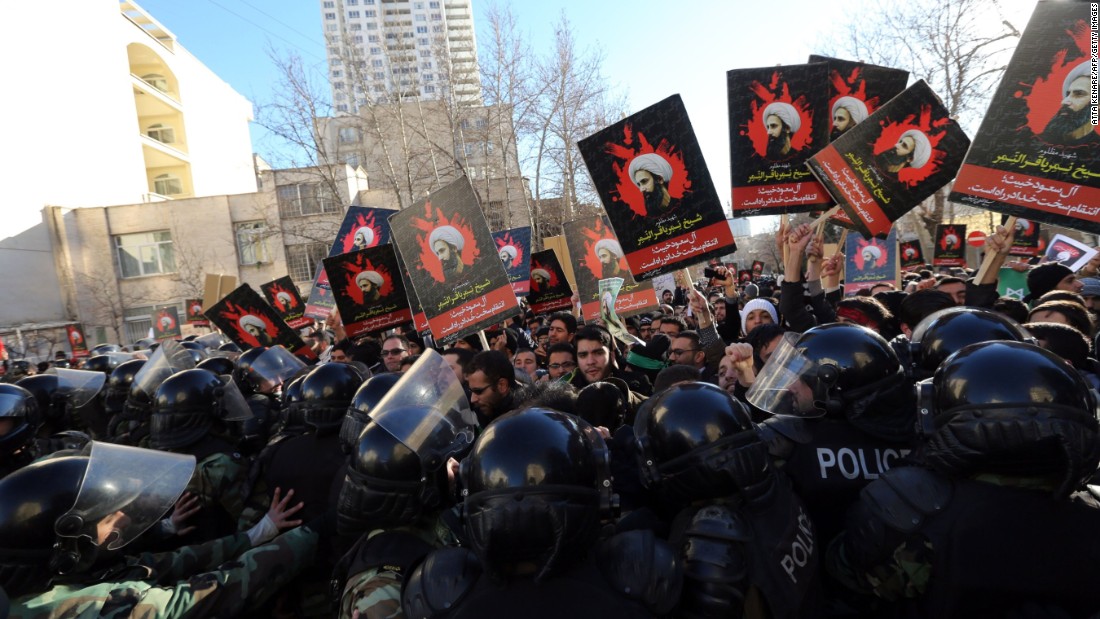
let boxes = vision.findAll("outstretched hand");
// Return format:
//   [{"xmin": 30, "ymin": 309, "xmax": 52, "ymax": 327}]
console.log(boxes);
[
  {"xmin": 169, "ymin": 492, "xmax": 202, "ymax": 537},
  {"xmin": 268, "ymin": 487, "xmax": 305, "ymax": 531}
]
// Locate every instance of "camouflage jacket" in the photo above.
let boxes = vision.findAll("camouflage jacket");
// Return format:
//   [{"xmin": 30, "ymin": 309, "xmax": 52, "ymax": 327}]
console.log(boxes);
[{"xmin": 11, "ymin": 528, "xmax": 318, "ymax": 619}]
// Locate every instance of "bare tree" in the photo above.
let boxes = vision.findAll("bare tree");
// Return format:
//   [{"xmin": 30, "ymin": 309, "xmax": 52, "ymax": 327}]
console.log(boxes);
[{"xmin": 825, "ymin": 0, "xmax": 1022, "ymax": 243}]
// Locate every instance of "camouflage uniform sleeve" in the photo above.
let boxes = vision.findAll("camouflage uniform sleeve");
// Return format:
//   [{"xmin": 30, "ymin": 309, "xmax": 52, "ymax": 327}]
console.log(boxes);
[
  {"xmin": 142, "ymin": 526, "xmax": 320, "ymax": 619},
  {"xmin": 190, "ymin": 453, "xmax": 249, "ymax": 521},
  {"xmin": 134, "ymin": 534, "xmax": 253, "ymax": 583},
  {"xmin": 339, "ymin": 568, "xmax": 403, "ymax": 619}
]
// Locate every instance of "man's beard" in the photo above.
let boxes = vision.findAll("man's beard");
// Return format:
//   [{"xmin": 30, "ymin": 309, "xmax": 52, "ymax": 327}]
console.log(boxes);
[
  {"xmin": 1041, "ymin": 104, "xmax": 1093, "ymax": 144},
  {"xmin": 601, "ymin": 259, "xmax": 620, "ymax": 278},
  {"xmin": 766, "ymin": 134, "xmax": 790, "ymax": 159},
  {"xmin": 441, "ymin": 254, "xmax": 461, "ymax": 276},
  {"xmin": 876, "ymin": 148, "xmax": 911, "ymax": 171},
  {"xmin": 830, "ymin": 126, "xmax": 850, "ymax": 141},
  {"xmin": 643, "ymin": 187, "xmax": 667, "ymax": 214}
]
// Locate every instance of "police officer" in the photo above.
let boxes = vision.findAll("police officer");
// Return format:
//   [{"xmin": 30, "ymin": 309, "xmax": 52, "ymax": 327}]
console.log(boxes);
[
  {"xmin": 830, "ymin": 341, "xmax": 1100, "ymax": 617},
  {"xmin": 0, "ymin": 385, "xmax": 41, "ymax": 478},
  {"xmin": 906, "ymin": 306, "xmax": 1033, "ymax": 380},
  {"xmin": 150, "ymin": 368, "xmax": 255, "ymax": 543},
  {"xmin": 636, "ymin": 382, "xmax": 821, "ymax": 618},
  {"xmin": 402, "ymin": 407, "xmax": 683, "ymax": 618},
  {"xmin": 334, "ymin": 352, "xmax": 472, "ymax": 618},
  {"xmin": 338, "ymin": 372, "xmax": 400, "ymax": 455},
  {"xmin": 0, "ymin": 442, "xmax": 318, "ymax": 616},
  {"xmin": 103, "ymin": 358, "xmax": 145, "ymax": 442}
]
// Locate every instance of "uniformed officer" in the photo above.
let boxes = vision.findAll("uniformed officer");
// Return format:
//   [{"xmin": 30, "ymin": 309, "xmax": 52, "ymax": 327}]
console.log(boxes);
[{"xmin": 829, "ymin": 341, "xmax": 1100, "ymax": 617}]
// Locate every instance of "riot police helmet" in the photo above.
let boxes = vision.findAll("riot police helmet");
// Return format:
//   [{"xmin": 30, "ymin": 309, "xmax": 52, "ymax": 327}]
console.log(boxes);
[
  {"xmin": 910, "ymin": 306, "xmax": 1032, "ymax": 377},
  {"xmin": 150, "ymin": 369, "xmax": 250, "ymax": 450},
  {"xmin": 300, "ymin": 362, "xmax": 365, "ymax": 432},
  {"xmin": 340, "ymin": 372, "xmax": 401, "ymax": 454}
]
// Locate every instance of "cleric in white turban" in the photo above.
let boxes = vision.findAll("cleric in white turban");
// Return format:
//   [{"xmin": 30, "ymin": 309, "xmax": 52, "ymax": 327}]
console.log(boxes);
[
  {"xmin": 353, "ymin": 226, "xmax": 375, "ymax": 250},
  {"xmin": 595, "ymin": 238, "xmax": 625, "ymax": 278},
  {"xmin": 763, "ymin": 102, "xmax": 802, "ymax": 135},
  {"xmin": 429, "ymin": 226, "xmax": 465, "ymax": 253},
  {"xmin": 1042, "ymin": 60, "xmax": 1098, "ymax": 145},
  {"xmin": 499, "ymin": 245, "xmax": 518, "ymax": 265},
  {"xmin": 531, "ymin": 268, "xmax": 551, "ymax": 289},
  {"xmin": 900, "ymin": 130, "xmax": 932, "ymax": 169},
  {"xmin": 355, "ymin": 270, "xmax": 384, "ymax": 301},
  {"xmin": 831, "ymin": 96, "xmax": 868, "ymax": 136},
  {"xmin": 239, "ymin": 315, "xmax": 274, "ymax": 346},
  {"xmin": 594, "ymin": 239, "xmax": 623, "ymax": 260},
  {"xmin": 861, "ymin": 244, "xmax": 883, "ymax": 264},
  {"xmin": 628, "ymin": 153, "xmax": 674, "ymax": 186}
]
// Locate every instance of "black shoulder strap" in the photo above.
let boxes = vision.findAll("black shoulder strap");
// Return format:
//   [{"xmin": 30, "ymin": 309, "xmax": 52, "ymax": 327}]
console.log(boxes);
[
  {"xmin": 401, "ymin": 547, "xmax": 482, "ymax": 619},
  {"xmin": 863, "ymin": 466, "xmax": 952, "ymax": 533}
]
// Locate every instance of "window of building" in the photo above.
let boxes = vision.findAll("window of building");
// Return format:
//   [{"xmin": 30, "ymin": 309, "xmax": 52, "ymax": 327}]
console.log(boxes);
[
  {"xmin": 327, "ymin": 24, "xmax": 338, "ymax": 32},
  {"xmin": 366, "ymin": 22, "xmax": 377, "ymax": 29},
  {"xmin": 336, "ymin": 103, "xmax": 348, "ymax": 112},
  {"xmin": 353, "ymin": 35, "xmax": 363, "ymax": 43},
  {"xmin": 346, "ymin": 0, "xmax": 357, "ymax": 4},
  {"xmin": 460, "ymin": 119, "xmax": 471, "ymax": 130},
  {"xmin": 276, "ymin": 183, "xmax": 339, "ymax": 218},
  {"xmin": 368, "ymin": 34, "xmax": 380, "ymax": 42},
  {"xmin": 236, "ymin": 222, "xmax": 269, "ymax": 265},
  {"xmin": 364, "ymin": 0, "xmax": 374, "ymax": 4},
  {"xmin": 374, "ymin": 71, "xmax": 385, "ymax": 80},
  {"xmin": 153, "ymin": 173, "xmax": 182, "ymax": 196},
  {"xmin": 476, "ymin": 119, "xmax": 487, "ymax": 129},
  {"xmin": 419, "ymin": 50, "xmax": 431, "ymax": 57},
  {"xmin": 146, "ymin": 123, "xmax": 175, "ymax": 144},
  {"xmin": 339, "ymin": 126, "xmax": 360, "ymax": 143},
  {"xmin": 371, "ymin": 46, "xmax": 381, "ymax": 54},
  {"xmin": 115, "ymin": 231, "xmax": 175, "ymax": 278},
  {"xmin": 418, "ymin": 37, "xmax": 429, "ymax": 45},
  {"xmin": 365, "ymin": 9, "xmax": 376, "ymax": 17},
  {"xmin": 429, "ymin": 1, "xmax": 440, "ymax": 7},
  {"xmin": 286, "ymin": 243, "xmax": 328, "ymax": 283},
  {"xmin": 416, "ymin": 25, "xmax": 428, "ymax": 33},
  {"xmin": 372, "ymin": 59, "xmax": 384, "ymax": 67},
  {"xmin": 323, "ymin": 1, "xmax": 334, "ymax": 7},
  {"xmin": 423, "ymin": 73, "xmax": 433, "ymax": 81},
  {"xmin": 424, "ymin": 84, "xmax": 435, "ymax": 93},
  {"xmin": 332, "ymin": 70, "xmax": 342, "ymax": 78},
  {"xmin": 432, "ymin": 25, "xmax": 443, "ymax": 32},
  {"xmin": 486, "ymin": 209, "xmax": 505, "ymax": 231},
  {"xmin": 431, "ymin": 12, "xmax": 441, "ymax": 20},
  {"xmin": 350, "ymin": 23, "xmax": 362, "ymax": 31},
  {"xmin": 348, "ymin": 10, "xmax": 360, "ymax": 18},
  {"xmin": 141, "ymin": 73, "xmax": 169, "ymax": 93},
  {"xmin": 325, "ymin": 12, "xmax": 336, "ymax": 19},
  {"xmin": 343, "ymin": 152, "xmax": 360, "ymax": 167},
  {"xmin": 334, "ymin": 81, "xmax": 345, "ymax": 90},
  {"xmin": 415, "ymin": 14, "xmax": 426, "ymax": 21}
]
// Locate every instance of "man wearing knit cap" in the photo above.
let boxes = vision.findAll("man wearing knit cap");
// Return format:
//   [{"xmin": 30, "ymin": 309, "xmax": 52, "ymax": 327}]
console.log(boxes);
[
  {"xmin": 876, "ymin": 129, "xmax": 932, "ymax": 174},
  {"xmin": 628, "ymin": 152, "xmax": 679, "ymax": 217},
  {"xmin": 831, "ymin": 96, "xmax": 868, "ymax": 139},
  {"xmin": 355, "ymin": 270, "xmax": 384, "ymax": 302},
  {"xmin": 1042, "ymin": 60, "xmax": 1099, "ymax": 146},
  {"xmin": 594, "ymin": 238, "xmax": 626, "ymax": 279},
  {"xmin": 1079, "ymin": 277, "xmax": 1100, "ymax": 316},
  {"xmin": 429, "ymin": 225, "xmax": 466, "ymax": 279},
  {"xmin": 763, "ymin": 102, "xmax": 802, "ymax": 159},
  {"xmin": 1025, "ymin": 262, "xmax": 1084, "ymax": 304},
  {"xmin": 739, "ymin": 298, "xmax": 778, "ymax": 337}
]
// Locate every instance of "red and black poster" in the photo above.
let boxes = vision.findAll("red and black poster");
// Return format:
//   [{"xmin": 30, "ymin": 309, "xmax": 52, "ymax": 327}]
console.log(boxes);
[
  {"xmin": 578, "ymin": 95, "xmax": 736, "ymax": 279},
  {"xmin": 899, "ymin": 239, "xmax": 925, "ymax": 269},
  {"xmin": 388, "ymin": 178, "xmax": 521, "ymax": 345},
  {"xmin": 563, "ymin": 215, "xmax": 658, "ymax": 321},
  {"xmin": 807, "ymin": 80, "xmax": 971, "ymax": 238},
  {"xmin": 1004, "ymin": 215, "xmax": 1042, "ymax": 256},
  {"xmin": 184, "ymin": 298, "xmax": 208, "ymax": 326},
  {"xmin": 261, "ymin": 276, "xmax": 310, "ymax": 330},
  {"xmin": 738, "ymin": 270, "xmax": 753, "ymax": 285},
  {"xmin": 305, "ymin": 206, "xmax": 396, "ymax": 321},
  {"xmin": 65, "ymin": 324, "xmax": 89, "ymax": 358},
  {"xmin": 493, "ymin": 227, "xmax": 533, "ymax": 296},
  {"xmin": 809, "ymin": 55, "xmax": 910, "ymax": 143},
  {"xmin": 323, "ymin": 245, "xmax": 412, "ymax": 338},
  {"xmin": 205, "ymin": 284, "xmax": 315, "ymax": 359},
  {"xmin": 527, "ymin": 249, "xmax": 573, "ymax": 315},
  {"xmin": 950, "ymin": 1, "xmax": 1100, "ymax": 234},
  {"xmin": 728, "ymin": 63, "xmax": 833, "ymax": 215},
  {"xmin": 393, "ymin": 246, "xmax": 430, "ymax": 336},
  {"xmin": 751, "ymin": 260, "xmax": 765, "ymax": 277},
  {"xmin": 932, "ymin": 224, "xmax": 967, "ymax": 267},
  {"xmin": 152, "ymin": 306, "xmax": 182, "ymax": 341}
]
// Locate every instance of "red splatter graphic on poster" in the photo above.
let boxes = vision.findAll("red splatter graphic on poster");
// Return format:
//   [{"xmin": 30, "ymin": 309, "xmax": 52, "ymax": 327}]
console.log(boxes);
[
  {"xmin": 853, "ymin": 237, "xmax": 890, "ymax": 270},
  {"xmin": 495, "ymin": 230, "xmax": 524, "ymax": 268},
  {"xmin": 334, "ymin": 253, "xmax": 396, "ymax": 304},
  {"xmin": 870, "ymin": 104, "xmax": 952, "ymax": 186},
  {"xmin": 268, "ymin": 280, "xmax": 300, "ymax": 312},
  {"xmin": 409, "ymin": 200, "xmax": 480, "ymax": 284},
  {"xmin": 938, "ymin": 225, "xmax": 962, "ymax": 251},
  {"xmin": 827, "ymin": 66, "xmax": 888, "ymax": 118},
  {"xmin": 601, "ymin": 124, "xmax": 691, "ymax": 218},
  {"xmin": 579, "ymin": 217, "xmax": 629, "ymax": 281},
  {"xmin": 215, "ymin": 300, "xmax": 277, "ymax": 348},
  {"xmin": 339, "ymin": 209, "xmax": 384, "ymax": 254},
  {"xmin": 1020, "ymin": 20, "xmax": 1099, "ymax": 140},
  {"xmin": 743, "ymin": 71, "xmax": 817, "ymax": 157}
]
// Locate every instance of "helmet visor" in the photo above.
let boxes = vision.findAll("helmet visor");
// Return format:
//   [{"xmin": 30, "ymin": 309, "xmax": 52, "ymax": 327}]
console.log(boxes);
[
  {"xmin": 368, "ymin": 350, "xmax": 476, "ymax": 466},
  {"xmin": 131, "ymin": 340, "xmax": 197, "ymax": 399},
  {"xmin": 0, "ymin": 391, "xmax": 34, "ymax": 419},
  {"xmin": 54, "ymin": 369, "xmax": 108, "ymax": 409},
  {"xmin": 194, "ymin": 332, "xmax": 231, "ymax": 350},
  {"xmin": 216, "ymin": 375, "xmax": 252, "ymax": 422},
  {"xmin": 249, "ymin": 346, "xmax": 307, "ymax": 388},
  {"xmin": 58, "ymin": 442, "xmax": 195, "ymax": 550},
  {"xmin": 745, "ymin": 332, "xmax": 829, "ymax": 418}
]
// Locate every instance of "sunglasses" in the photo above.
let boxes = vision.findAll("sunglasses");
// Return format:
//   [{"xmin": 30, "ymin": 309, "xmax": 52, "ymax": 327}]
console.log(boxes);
[{"xmin": 382, "ymin": 348, "xmax": 407, "ymax": 356}]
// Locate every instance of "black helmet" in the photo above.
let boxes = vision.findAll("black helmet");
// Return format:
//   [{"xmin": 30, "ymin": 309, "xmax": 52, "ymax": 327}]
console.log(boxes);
[
  {"xmin": 6, "ymin": 361, "xmax": 31, "ymax": 381},
  {"xmin": 90, "ymin": 344, "xmax": 121, "ymax": 356},
  {"xmin": 218, "ymin": 342, "xmax": 242, "ymax": 354},
  {"xmin": 920, "ymin": 341, "xmax": 1100, "ymax": 497},
  {"xmin": 910, "ymin": 307, "xmax": 1032, "ymax": 378},
  {"xmin": 340, "ymin": 373, "xmax": 401, "ymax": 454},
  {"xmin": 106, "ymin": 359, "xmax": 146, "ymax": 413},
  {"xmin": 16, "ymin": 374, "xmax": 63, "ymax": 432},
  {"xmin": 81, "ymin": 355, "xmax": 121, "ymax": 376},
  {"xmin": 150, "ymin": 369, "xmax": 251, "ymax": 450},
  {"xmin": 196, "ymin": 356, "xmax": 236, "ymax": 376},
  {"xmin": 635, "ymin": 382, "xmax": 768, "ymax": 504},
  {"xmin": 337, "ymin": 416, "xmax": 427, "ymax": 535},
  {"xmin": 748, "ymin": 324, "xmax": 910, "ymax": 431},
  {"xmin": 233, "ymin": 346, "xmax": 269, "ymax": 396},
  {"xmin": 0, "ymin": 443, "xmax": 193, "ymax": 595},
  {"xmin": 132, "ymin": 338, "xmax": 156, "ymax": 352},
  {"xmin": 575, "ymin": 379, "xmax": 631, "ymax": 429},
  {"xmin": 280, "ymin": 375, "xmax": 308, "ymax": 435},
  {"xmin": 460, "ymin": 407, "xmax": 614, "ymax": 581},
  {"xmin": 300, "ymin": 363, "xmax": 365, "ymax": 432},
  {"xmin": 0, "ymin": 384, "xmax": 42, "ymax": 475}
]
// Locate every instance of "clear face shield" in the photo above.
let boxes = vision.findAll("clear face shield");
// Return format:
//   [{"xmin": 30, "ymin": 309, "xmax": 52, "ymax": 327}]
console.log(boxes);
[
  {"xmin": 131, "ymin": 340, "xmax": 197, "ymax": 401},
  {"xmin": 367, "ymin": 349, "xmax": 477, "ymax": 472},
  {"xmin": 55, "ymin": 442, "xmax": 195, "ymax": 551},
  {"xmin": 247, "ymin": 346, "xmax": 307, "ymax": 394},
  {"xmin": 745, "ymin": 332, "xmax": 834, "ymax": 418},
  {"xmin": 53, "ymin": 369, "xmax": 107, "ymax": 409}
]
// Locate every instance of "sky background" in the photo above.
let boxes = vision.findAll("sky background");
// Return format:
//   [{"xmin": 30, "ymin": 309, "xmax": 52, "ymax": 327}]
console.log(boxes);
[{"xmin": 135, "ymin": 0, "xmax": 1036, "ymax": 234}]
